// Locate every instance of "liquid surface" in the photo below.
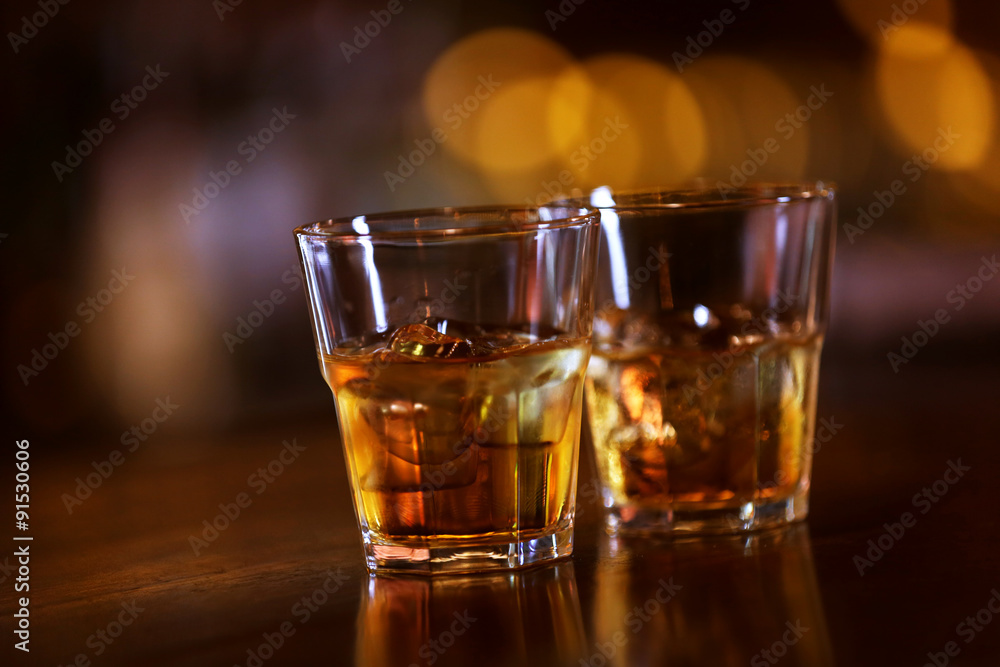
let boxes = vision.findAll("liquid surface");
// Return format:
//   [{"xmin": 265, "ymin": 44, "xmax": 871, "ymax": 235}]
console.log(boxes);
[
  {"xmin": 323, "ymin": 322, "xmax": 589, "ymax": 544},
  {"xmin": 586, "ymin": 307, "xmax": 821, "ymax": 510}
]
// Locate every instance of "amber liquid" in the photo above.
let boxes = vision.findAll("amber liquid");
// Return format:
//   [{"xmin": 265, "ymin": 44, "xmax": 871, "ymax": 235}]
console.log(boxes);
[
  {"xmin": 323, "ymin": 324, "xmax": 589, "ymax": 546},
  {"xmin": 585, "ymin": 327, "xmax": 821, "ymax": 512}
]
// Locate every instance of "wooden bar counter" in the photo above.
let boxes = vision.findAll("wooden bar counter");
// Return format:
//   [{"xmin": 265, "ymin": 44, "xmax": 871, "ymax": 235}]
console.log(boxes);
[{"xmin": 5, "ymin": 359, "xmax": 997, "ymax": 666}]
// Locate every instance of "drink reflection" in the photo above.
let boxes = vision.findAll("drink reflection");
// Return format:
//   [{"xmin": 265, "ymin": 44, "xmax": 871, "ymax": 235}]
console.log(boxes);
[
  {"xmin": 592, "ymin": 525, "xmax": 835, "ymax": 666},
  {"xmin": 356, "ymin": 562, "xmax": 586, "ymax": 667}
]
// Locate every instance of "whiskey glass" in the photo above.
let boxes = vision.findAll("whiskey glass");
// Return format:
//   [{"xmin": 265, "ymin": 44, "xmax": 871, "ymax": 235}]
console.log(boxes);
[
  {"xmin": 295, "ymin": 206, "xmax": 600, "ymax": 572},
  {"xmin": 565, "ymin": 183, "xmax": 835, "ymax": 535}
]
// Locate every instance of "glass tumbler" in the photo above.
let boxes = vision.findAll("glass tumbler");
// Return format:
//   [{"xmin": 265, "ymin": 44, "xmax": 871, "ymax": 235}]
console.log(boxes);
[
  {"xmin": 295, "ymin": 206, "xmax": 600, "ymax": 573},
  {"xmin": 567, "ymin": 183, "xmax": 835, "ymax": 535}
]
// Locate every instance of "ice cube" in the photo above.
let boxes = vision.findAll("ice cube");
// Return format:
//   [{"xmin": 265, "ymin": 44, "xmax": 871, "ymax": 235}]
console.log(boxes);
[
  {"xmin": 595, "ymin": 308, "xmax": 666, "ymax": 348},
  {"xmin": 593, "ymin": 307, "xmax": 628, "ymax": 343},
  {"xmin": 362, "ymin": 386, "xmax": 471, "ymax": 466},
  {"xmin": 611, "ymin": 423, "xmax": 671, "ymax": 496},
  {"xmin": 359, "ymin": 387, "xmax": 479, "ymax": 492},
  {"xmin": 387, "ymin": 323, "xmax": 473, "ymax": 359},
  {"xmin": 464, "ymin": 392, "xmax": 518, "ymax": 446},
  {"xmin": 374, "ymin": 443, "xmax": 479, "ymax": 491}
]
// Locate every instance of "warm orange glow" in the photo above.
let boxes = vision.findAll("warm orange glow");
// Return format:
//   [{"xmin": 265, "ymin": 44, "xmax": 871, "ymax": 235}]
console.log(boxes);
[
  {"xmin": 876, "ymin": 24, "xmax": 994, "ymax": 170},
  {"xmin": 949, "ymin": 53, "xmax": 1000, "ymax": 220},
  {"xmin": 473, "ymin": 77, "xmax": 563, "ymax": 172},
  {"xmin": 564, "ymin": 54, "xmax": 705, "ymax": 189},
  {"xmin": 620, "ymin": 366, "xmax": 643, "ymax": 422},
  {"xmin": 547, "ymin": 65, "xmax": 595, "ymax": 156},
  {"xmin": 422, "ymin": 28, "xmax": 575, "ymax": 169},
  {"xmin": 420, "ymin": 34, "xmax": 709, "ymax": 194},
  {"xmin": 619, "ymin": 364, "xmax": 662, "ymax": 429},
  {"xmin": 836, "ymin": 0, "xmax": 952, "ymax": 46},
  {"xmin": 880, "ymin": 20, "xmax": 954, "ymax": 58}
]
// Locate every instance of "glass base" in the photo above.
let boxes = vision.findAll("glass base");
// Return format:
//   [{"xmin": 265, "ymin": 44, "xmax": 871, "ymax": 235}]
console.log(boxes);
[
  {"xmin": 363, "ymin": 524, "xmax": 574, "ymax": 575},
  {"xmin": 605, "ymin": 488, "xmax": 809, "ymax": 536}
]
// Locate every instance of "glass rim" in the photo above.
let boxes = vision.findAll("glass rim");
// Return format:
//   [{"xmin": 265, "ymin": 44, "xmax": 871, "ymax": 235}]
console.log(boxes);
[
  {"xmin": 557, "ymin": 181, "xmax": 835, "ymax": 211},
  {"xmin": 294, "ymin": 205, "xmax": 600, "ymax": 242}
]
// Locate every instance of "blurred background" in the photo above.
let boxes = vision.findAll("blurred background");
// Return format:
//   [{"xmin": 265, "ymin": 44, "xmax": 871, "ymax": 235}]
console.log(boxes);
[{"xmin": 2, "ymin": 0, "xmax": 998, "ymax": 439}]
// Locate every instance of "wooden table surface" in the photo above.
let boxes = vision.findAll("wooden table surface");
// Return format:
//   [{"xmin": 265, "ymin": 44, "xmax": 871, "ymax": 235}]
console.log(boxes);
[{"xmin": 5, "ymin": 358, "xmax": 998, "ymax": 666}]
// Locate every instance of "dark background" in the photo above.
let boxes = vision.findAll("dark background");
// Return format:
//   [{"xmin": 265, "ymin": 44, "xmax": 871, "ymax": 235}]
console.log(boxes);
[
  {"xmin": 1, "ymin": 0, "xmax": 999, "ymax": 665},
  {"xmin": 3, "ymin": 0, "xmax": 998, "ymax": 437}
]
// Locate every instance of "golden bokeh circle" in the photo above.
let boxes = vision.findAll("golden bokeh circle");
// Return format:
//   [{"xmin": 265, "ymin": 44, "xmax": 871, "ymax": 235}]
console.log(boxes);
[{"xmin": 876, "ymin": 24, "xmax": 994, "ymax": 170}]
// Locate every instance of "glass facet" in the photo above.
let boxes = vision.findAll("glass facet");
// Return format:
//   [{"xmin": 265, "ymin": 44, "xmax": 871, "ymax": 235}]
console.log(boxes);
[
  {"xmin": 295, "ymin": 206, "xmax": 600, "ymax": 572},
  {"xmin": 568, "ymin": 184, "xmax": 835, "ymax": 535}
]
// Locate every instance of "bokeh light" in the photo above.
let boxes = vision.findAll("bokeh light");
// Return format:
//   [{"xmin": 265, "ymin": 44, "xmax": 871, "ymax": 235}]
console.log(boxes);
[
  {"xmin": 8, "ymin": 0, "xmax": 1000, "ymax": 443},
  {"xmin": 422, "ymin": 28, "xmax": 575, "ymax": 171},
  {"xmin": 473, "ymin": 78, "xmax": 566, "ymax": 173},
  {"xmin": 565, "ymin": 53, "xmax": 705, "ymax": 189},
  {"xmin": 421, "ymin": 33, "xmax": 707, "ymax": 195},
  {"xmin": 875, "ymin": 24, "xmax": 994, "ymax": 170},
  {"xmin": 948, "ymin": 51, "xmax": 1000, "ymax": 221},
  {"xmin": 547, "ymin": 66, "xmax": 595, "ymax": 157},
  {"xmin": 836, "ymin": 0, "xmax": 952, "ymax": 46}
]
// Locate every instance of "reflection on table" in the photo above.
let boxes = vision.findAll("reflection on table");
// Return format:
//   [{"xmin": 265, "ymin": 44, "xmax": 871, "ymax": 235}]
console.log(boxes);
[
  {"xmin": 592, "ymin": 525, "xmax": 835, "ymax": 666},
  {"xmin": 355, "ymin": 561, "xmax": 586, "ymax": 666}
]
